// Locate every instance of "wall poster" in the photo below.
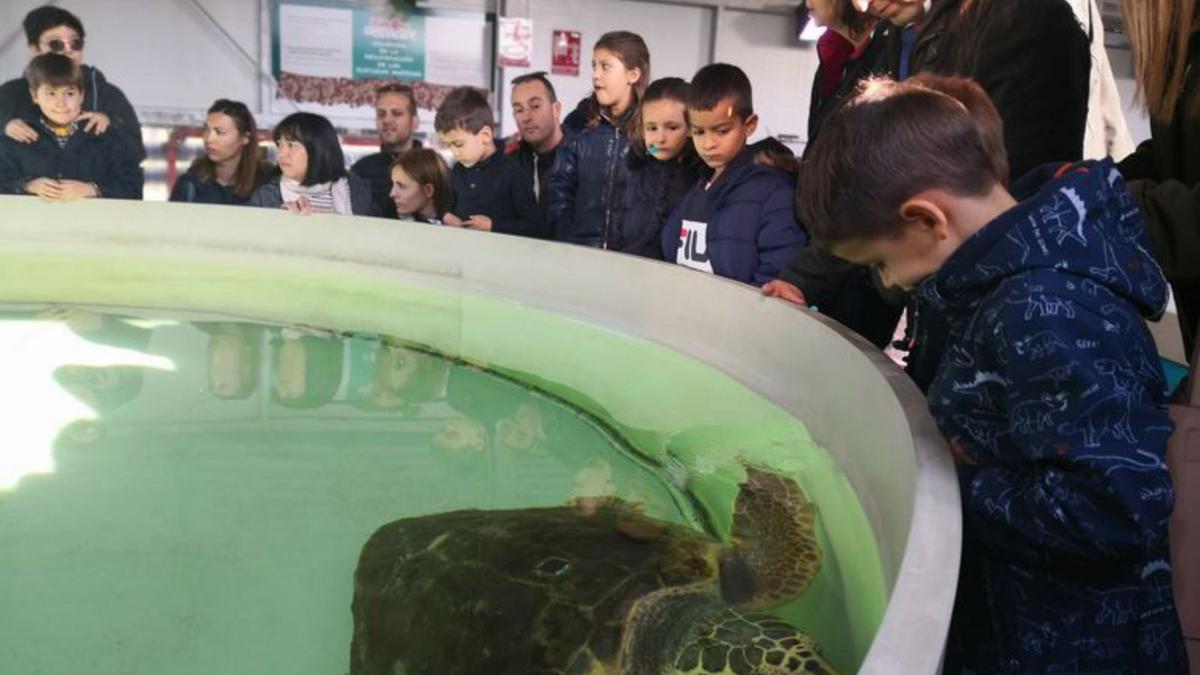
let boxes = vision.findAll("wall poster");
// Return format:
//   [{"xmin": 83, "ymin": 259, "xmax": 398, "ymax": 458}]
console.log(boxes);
[{"xmin": 270, "ymin": 0, "xmax": 493, "ymax": 118}]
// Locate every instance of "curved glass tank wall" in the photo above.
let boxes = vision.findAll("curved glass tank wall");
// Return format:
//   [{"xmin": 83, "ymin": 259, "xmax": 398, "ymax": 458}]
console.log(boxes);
[{"xmin": 0, "ymin": 198, "xmax": 960, "ymax": 674}]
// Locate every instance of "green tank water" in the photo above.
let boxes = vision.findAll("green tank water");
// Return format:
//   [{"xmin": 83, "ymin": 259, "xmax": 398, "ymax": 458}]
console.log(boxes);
[{"xmin": 0, "ymin": 304, "xmax": 885, "ymax": 674}]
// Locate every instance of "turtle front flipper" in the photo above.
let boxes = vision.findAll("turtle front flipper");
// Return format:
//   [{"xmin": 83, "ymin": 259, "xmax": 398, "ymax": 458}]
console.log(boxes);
[
  {"xmin": 619, "ymin": 586, "xmax": 838, "ymax": 675},
  {"xmin": 721, "ymin": 466, "xmax": 821, "ymax": 609}
]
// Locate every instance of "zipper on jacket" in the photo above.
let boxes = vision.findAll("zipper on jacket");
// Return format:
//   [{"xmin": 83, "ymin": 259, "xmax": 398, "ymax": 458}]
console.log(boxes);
[{"xmin": 601, "ymin": 124, "xmax": 620, "ymax": 249}]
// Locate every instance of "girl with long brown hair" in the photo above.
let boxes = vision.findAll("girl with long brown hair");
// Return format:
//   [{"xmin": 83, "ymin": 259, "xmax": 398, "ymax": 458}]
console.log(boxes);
[
  {"xmin": 545, "ymin": 31, "xmax": 650, "ymax": 248},
  {"xmin": 1118, "ymin": 0, "xmax": 1200, "ymax": 358}
]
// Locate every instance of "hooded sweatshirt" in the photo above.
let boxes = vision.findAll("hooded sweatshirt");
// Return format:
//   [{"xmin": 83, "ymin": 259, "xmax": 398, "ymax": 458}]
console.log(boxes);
[
  {"xmin": 917, "ymin": 159, "xmax": 1187, "ymax": 674},
  {"xmin": 661, "ymin": 147, "xmax": 808, "ymax": 286}
]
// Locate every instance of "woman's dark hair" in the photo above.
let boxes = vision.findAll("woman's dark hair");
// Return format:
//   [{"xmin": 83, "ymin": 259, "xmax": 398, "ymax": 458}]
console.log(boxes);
[
  {"xmin": 24, "ymin": 6, "xmax": 85, "ymax": 45},
  {"xmin": 272, "ymin": 112, "xmax": 347, "ymax": 186},
  {"xmin": 189, "ymin": 99, "xmax": 268, "ymax": 198},
  {"xmin": 631, "ymin": 77, "xmax": 692, "ymax": 157},
  {"xmin": 583, "ymin": 31, "xmax": 650, "ymax": 138},
  {"xmin": 834, "ymin": 0, "xmax": 872, "ymax": 38},
  {"xmin": 392, "ymin": 148, "xmax": 454, "ymax": 218}
]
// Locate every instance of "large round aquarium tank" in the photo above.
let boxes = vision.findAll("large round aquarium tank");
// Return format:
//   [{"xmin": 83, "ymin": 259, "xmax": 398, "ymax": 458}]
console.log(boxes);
[{"xmin": 0, "ymin": 198, "xmax": 959, "ymax": 675}]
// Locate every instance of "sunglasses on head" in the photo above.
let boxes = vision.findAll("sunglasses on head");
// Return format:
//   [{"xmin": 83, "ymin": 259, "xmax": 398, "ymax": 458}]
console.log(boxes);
[{"xmin": 45, "ymin": 37, "xmax": 85, "ymax": 53}]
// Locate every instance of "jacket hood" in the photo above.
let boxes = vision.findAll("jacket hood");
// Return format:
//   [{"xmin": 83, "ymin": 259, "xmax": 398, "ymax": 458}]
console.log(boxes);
[
  {"xmin": 705, "ymin": 147, "xmax": 791, "ymax": 202},
  {"xmin": 916, "ymin": 159, "xmax": 1168, "ymax": 320}
]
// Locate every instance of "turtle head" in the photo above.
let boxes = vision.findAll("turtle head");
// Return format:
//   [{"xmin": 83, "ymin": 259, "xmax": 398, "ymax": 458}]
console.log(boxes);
[
  {"xmin": 724, "ymin": 465, "xmax": 822, "ymax": 608},
  {"xmin": 619, "ymin": 587, "xmax": 838, "ymax": 674}
]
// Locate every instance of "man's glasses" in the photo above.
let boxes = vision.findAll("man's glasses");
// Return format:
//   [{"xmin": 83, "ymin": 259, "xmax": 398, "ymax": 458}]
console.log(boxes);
[{"xmin": 44, "ymin": 38, "xmax": 85, "ymax": 53}]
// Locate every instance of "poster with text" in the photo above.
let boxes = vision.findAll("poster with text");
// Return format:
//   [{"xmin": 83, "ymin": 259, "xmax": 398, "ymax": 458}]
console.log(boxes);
[
  {"xmin": 551, "ymin": 30, "xmax": 582, "ymax": 77},
  {"xmin": 270, "ymin": 0, "xmax": 492, "ymax": 121}
]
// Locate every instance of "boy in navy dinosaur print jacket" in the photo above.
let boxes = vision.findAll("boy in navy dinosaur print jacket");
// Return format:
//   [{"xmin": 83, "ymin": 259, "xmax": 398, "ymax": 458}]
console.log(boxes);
[{"xmin": 798, "ymin": 76, "xmax": 1187, "ymax": 674}]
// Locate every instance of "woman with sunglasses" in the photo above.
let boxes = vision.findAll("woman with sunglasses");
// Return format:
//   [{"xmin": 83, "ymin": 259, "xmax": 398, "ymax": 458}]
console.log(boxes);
[{"xmin": 0, "ymin": 6, "xmax": 144, "ymax": 161}]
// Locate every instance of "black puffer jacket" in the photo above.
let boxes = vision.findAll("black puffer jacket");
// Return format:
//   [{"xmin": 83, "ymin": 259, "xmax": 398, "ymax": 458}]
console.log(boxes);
[
  {"xmin": 615, "ymin": 147, "xmax": 705, "ymax": 260},
  {"xmin": 912, "ymin": 0, "xmax": 1090, "ymax": 181},
  {"xmin": 546, "ymin": 97, "xmax": 637, "ymax": 247}
]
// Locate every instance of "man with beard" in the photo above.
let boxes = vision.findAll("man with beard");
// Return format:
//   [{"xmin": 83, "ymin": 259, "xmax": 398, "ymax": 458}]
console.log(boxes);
[{"xmin": 352, "ymin": 83, "xmax": 421, "ymax": 219}]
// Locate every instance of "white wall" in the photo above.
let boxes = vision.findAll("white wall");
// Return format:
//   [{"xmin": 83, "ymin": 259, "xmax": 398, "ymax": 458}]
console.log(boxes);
[
  {"xmin": 1106, "ymin": 47, "xmax": 1152, "ymax": 145},
  {"xmin": 715, "ymin": 8, "xmax": 817, "ymax": 150},
  {"xmin": 499, "ymin": 0, "xmax": 715, "ymax": 136},
  {"xmin": 1, "ymin": 0, "xmax": 262, "ymax": 117}
]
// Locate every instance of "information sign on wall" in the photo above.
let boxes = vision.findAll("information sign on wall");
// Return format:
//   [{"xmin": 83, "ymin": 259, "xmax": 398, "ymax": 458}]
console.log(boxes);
[
  {"xmin": 270, "ymin": 0, "xmax": 492, "ymax": 117},
  {"xmin": 551, "ymin": 30, "xmax": 582, "ymax": 77}
]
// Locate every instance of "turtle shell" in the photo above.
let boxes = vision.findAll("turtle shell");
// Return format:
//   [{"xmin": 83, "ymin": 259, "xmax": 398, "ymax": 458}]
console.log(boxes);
[{"xmin": 349, "ymin": 501, "xmax": 721, "ymax": 675}]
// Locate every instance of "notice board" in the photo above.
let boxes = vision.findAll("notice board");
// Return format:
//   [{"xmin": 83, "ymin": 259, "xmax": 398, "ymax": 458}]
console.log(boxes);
[{"xmin": 270, "ymin": 0, "xmax": 493, "ymax": 118}]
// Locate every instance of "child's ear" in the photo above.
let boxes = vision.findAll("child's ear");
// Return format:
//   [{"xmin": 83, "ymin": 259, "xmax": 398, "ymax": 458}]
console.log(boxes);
[
  {"xmin": 744, "ymin": 113, "xmax": 759, "ymax": 137},
  {"xmin": 627, "ymin": 67, "xmax": 642, "ymax": 87},
  {"xmin": 899, "ymin": 196, "xmax": 951, "ymax": 240},
  {"xmin": 480, "ymin": 126, "xmax": 494, "ymax": 143}
]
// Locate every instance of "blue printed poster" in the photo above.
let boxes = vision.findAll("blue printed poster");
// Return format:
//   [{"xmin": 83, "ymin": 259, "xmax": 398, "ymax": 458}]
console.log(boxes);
[{"xmin": 352, "ymin": 11, "xmax": 425, "ymax": 80}]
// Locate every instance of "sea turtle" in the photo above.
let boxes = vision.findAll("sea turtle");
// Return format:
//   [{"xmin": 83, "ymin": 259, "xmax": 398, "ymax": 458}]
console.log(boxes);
[{"xmin": 349, "ymin": 466, "xmax": 834, "ymax": 674}]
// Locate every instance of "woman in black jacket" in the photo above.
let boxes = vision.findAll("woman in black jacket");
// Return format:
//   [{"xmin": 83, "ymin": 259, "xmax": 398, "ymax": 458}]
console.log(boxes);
[
  {"xmin": 764, "ymin": 0, "xmax": 905, "ymax": 349},
  {"xmin": 1117, "ymin": 0, "xmax": 1200, "ymax": 357},
  {"xmin": 170, "ymin": 99, "xmax": 271, "ymax": 206},
  {"xmin": 546, "ymin": 31, "xmax": 649, "ymax": 248},
  {"xmin": 806, "ymin": 0, "xmax": 902, "ymax": 145}
]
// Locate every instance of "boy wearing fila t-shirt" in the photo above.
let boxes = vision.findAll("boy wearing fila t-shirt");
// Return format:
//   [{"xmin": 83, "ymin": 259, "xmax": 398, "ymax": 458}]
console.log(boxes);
[{"xmin": 662, "ymin": 63, "xmax": 808, "ymax": 285}]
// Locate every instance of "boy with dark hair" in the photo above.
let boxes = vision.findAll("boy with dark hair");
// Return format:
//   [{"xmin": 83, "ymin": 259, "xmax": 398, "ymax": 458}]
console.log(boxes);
[
  {"xmin": 661, "ymin": 63, "xmax": 807, "ymax": 286},
  {"xmin": 352, "ymin": 82, "xmax": 422, "ymax": 219},
  {"xmin": 0, "ymin": 53, "xmax": 143, "ymax": 200},
  {"xmin": 799, "ymin": 76, "xmax": 1187, "ymax": 673},
  {"xmin": 434, "ymin": 86, "xmax": 546, "ymax": 239},
  {"xmin": 0, "ymin": 6, "xmax": 144, "ymax": 161}
]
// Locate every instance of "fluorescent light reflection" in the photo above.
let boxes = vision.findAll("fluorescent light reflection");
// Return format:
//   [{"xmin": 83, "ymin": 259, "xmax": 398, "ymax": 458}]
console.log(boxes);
[{"xmin": 1, "ymin": 317, "xmax": 176, "ymax": 491}]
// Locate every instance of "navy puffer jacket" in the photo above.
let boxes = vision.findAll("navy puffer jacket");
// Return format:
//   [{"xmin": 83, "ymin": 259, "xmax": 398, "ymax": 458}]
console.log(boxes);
[
  {"xmin": 615, "ymin": 147, "xmax": 705, "ymax": 260},
  {"xmin": 546, "ymin": 97, "xmax": 637, "ymax": 247}
]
